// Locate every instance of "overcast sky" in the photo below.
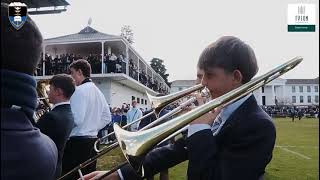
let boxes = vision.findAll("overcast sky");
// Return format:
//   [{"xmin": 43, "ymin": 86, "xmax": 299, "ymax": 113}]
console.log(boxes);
[{"xmin": 31, "ymin": 0, "xmax": 319, "ymax": 82}]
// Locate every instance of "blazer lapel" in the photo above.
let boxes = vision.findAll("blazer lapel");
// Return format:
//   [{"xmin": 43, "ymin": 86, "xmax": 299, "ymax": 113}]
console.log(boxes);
[{"xmin": 218, "ymin": 95, "xmax": 257, "ymax": 136}]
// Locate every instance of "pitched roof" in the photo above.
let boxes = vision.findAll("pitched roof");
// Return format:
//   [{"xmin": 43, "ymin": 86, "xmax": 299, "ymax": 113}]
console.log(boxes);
[
  {"xmin": 44, "ymin": 26, "xmax": 121, "ymax": 44},
  {"xmin": 285, "ymin": 77, "xmax": 319, "ymax": 85}
]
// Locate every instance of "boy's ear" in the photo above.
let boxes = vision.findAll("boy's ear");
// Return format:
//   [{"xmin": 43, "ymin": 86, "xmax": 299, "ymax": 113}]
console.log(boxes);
[{"xmin": 232, "ymin": 70, "xmax": 243, "ymax": 84}]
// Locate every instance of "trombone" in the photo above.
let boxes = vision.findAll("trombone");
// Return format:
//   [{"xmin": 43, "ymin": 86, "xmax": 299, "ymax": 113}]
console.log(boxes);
[
  {"xmin": 58, "ymin": 84, "xmax": 209, "ymax": 180},
  {"xmin": 95, "ymin": 56, "xmax": 302, "ymax": 179},
  {"xmin": 93, "ymin": 84, "xmax": 208, "ymax": 153},
  {"xmin": 35, "ymin": 80, "xmax": 52, "ymax": 121}
]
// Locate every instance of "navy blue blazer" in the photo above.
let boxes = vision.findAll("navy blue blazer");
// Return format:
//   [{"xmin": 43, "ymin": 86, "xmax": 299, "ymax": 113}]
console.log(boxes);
[
  {"xmin": 1, "ymin": 69, "xmax": 58, "ymax": 180},
  {"xmin": 36, "ymin": 104, "xmax": 75, "ymax": 178},
  {"xmin": 1, "ymin": 108, "xmax": 58, "ymax": 180},
  {"xmin": 120, "ymin": 95, "xmax": 276, "ymax": 180}
]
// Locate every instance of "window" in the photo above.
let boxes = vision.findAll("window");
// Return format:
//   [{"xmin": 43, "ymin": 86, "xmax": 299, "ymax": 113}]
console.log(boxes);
[
  {"xmin": 261, "ymin": 86, "xmax": 265, "ymax": 93},
  {"xmin": 145, "ymin": 100, "xmax": 147, "ymax": 105},
  {"xmin": 132, "ymin": 96, "xmax": 135, "ymax": 101},
  {"xmin": 307, "ymin": 96, "xmax": 311, "ymax": 103},
  {"xmin": 292, "ymin": 96, "xmax": 296, "ymax": 103},
  {"xmin": 307, "ymin": 86, "xmax": 311, "ymax": 92},
  {"xmin": 299, "ymin": 86, "xmax": 303, "ymax": 92},
  {"xmin": 292, "ymin": 86, "xmax": 296, "ymax": 93},
  {"xmin": 316, "ymin": 95, "xmax": 319, "ymax": 103},
  {"xmin": 300, "ymin": 96, "xmax": 303, "ymax": 103},
  {"xmin": 315, "ymin": 86, "xmax": 319, "ymax": 92},
  {"xmin": 137, "ymin": 98, "xmax": 140, "ymax": 103},
  {"xmin": 141, "ymin": 98, "xmax": 144, "ymax": 104},
  {"xmin": 178, "ymin": 87, "xmax": 183, "ymax": 91}
]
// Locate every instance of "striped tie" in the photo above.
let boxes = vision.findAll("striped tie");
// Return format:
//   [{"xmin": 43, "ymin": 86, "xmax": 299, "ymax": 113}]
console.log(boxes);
[{"xmin": 211, "ymin": 114, "xmax": 223, "ymax": 134}]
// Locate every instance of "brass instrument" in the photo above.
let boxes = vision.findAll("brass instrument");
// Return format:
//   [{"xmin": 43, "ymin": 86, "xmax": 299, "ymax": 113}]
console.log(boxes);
[
  {"xmin": 35, "ymin": 80, "xmax": 52, "ymax": 121},
  {"xmin": 59, "ymin": 85, "xmax": 207, "ymax": 180},
  {"xmin": 93, "ymin": 84, "xmax": 205, "ymax": 152},
  {"xmin": 93, "ymin": 86, "xmax": 209, "ymax": 153},
  {"xmin": 95, "ymin": 56, "xmax": 302, "ymax": 179}
]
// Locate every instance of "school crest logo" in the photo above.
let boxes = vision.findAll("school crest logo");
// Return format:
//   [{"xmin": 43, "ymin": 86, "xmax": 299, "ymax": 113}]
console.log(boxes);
[{"xmin": 8, "ymin": 2, "xmax": 28, "ymax": 30}]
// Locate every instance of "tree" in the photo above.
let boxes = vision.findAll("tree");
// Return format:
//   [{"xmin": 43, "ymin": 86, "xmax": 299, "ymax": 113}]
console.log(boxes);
[
  {"xmin": 120, "ymin": 25, "xmax": 134, "ymax": 44},
  {"xmin": 150, "ymin": 58, "xmax": 171, "ymax": 87}
]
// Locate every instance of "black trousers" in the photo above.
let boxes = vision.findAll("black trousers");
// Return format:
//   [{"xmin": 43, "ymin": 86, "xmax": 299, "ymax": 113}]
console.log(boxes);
[{"xmin": 61, "ymin": 137, "xmax": 97, "ymax": 180}]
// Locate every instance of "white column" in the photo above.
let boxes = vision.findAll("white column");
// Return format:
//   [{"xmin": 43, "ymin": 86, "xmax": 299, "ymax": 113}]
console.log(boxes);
[
  {"xmin": 101, "ymin": 42, "xmax": 104, "ymax": 74},
  {"xmin": 42, "ymin": 45, "xmax": 46, "ymax": 76},
  {"xmin": 137, "ymin": 59, "xmax": 140, "ymax": 81},
  {"xmin": 272, "ymin": 85, "xmax": 275, "ymax": 105},
  {"xmin": 126, "ymin": 46, "xmax": 129, "ymax": 76},
  {"xmin": 282, "ymin": 85, "xmax": 285, "ymax": 102}
]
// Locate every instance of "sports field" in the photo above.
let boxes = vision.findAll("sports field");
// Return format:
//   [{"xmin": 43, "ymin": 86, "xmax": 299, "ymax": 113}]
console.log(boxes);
[{"xmin": 97, "ymin": 118, "xmax": 319, "ymax": 180}]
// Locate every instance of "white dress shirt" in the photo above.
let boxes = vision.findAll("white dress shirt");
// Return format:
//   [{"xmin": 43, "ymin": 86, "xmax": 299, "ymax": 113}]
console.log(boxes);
[{"xmin": 70, "ymin": 82, "xmax": 111, "ymax": 137}]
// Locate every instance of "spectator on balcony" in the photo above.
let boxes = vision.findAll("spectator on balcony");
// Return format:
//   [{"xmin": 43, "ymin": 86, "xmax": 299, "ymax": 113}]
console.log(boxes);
[
  {"xmin": 121, "ymin": 55, "xmax": 128, "ymax": 74},
  {"xmin": 103, "ymin": 53, "xmax": 110, "ymax": 73},
  {"xmin": 109, "ymin": 53, "xmax": 117, "ymax": 73}
]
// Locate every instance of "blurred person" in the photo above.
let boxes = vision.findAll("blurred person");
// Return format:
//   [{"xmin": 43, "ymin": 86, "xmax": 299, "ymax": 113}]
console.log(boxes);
[
  {"xmin": 36, "ymin": 74, "xmax": 76, "ymax": 178},
  {"xmin": 126, "ymin": 100, "xmax": 143, "ymax": 131},
  {"xmin": 1, "ymin": 3, "xmax": 57, "ymax": 179},
  {"xmin": 61, "ymin": 60, "xmax": 111, "ymax": 180}
]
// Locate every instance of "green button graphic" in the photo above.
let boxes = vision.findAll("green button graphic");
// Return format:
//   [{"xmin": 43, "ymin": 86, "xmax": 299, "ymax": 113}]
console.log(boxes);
[{"xmin": 288, "ymin": 25, "xmax": 315, "ymax": 32}]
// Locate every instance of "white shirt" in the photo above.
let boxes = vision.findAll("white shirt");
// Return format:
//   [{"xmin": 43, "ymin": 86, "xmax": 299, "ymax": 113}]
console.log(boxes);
[
  {"xmin": 70, "ymin": 82, "xmax": 111, "ymax": 137},
  {"xmin": 126, "ymin": 107, "xmax": 143, "ymax": 131}
]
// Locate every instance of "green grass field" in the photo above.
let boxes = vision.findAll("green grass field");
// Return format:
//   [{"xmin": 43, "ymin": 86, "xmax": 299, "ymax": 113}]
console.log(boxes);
[{"xmin": 97, "ymin": 118, "xmax": 319, "ymax": 180}]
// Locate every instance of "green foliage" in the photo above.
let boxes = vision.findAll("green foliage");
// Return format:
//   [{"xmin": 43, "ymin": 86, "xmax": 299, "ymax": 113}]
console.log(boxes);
[
  {"xmin": 150, "ymin": 58, "xmax": 171, "ymax": 87},
  {"xmin": 120, "ymin": 25, "xmax": 134, "ymax": 44}
]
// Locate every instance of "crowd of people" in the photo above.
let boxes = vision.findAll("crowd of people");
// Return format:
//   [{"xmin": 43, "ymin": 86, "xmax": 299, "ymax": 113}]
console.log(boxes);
[
  {"xmin": 34, "ymin": 53, "xmax": 169, "ymax": 94},
  {"xmin": 261, "ymin": 105, "xmax": 319, "ymax": 120}
]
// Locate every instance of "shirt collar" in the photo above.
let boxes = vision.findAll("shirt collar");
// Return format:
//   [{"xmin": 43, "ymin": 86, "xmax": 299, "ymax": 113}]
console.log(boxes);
[
  {"xmin": 52, "ymin": 101, "xmax": 70, "ymax": 110},
  {"xmin": 219, "ymin": 93, "xmax": 252, "ymax": 121},
  {"xmin": 81, "ymin": 78, "xmax": 92, "ymax": 85}
]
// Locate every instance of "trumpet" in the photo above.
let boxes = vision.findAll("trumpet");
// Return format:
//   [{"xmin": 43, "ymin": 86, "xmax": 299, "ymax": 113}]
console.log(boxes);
[
  {"xmin": 96, "ymin": 56, "xmax": 302, "ymax": 179},
  {"xmin": 58, "ymin": 84, "xmax": 208, "ymax": 180}
]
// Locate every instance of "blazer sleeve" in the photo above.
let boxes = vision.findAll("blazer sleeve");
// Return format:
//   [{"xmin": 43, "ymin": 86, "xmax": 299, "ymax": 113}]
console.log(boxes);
[
  {"xmin": 120, "ymin": 138, "xmax": 188, "ymax": 180},
  {"xmin": 186, "ymin": 129, "xmax": 218, "ymax": 180}
]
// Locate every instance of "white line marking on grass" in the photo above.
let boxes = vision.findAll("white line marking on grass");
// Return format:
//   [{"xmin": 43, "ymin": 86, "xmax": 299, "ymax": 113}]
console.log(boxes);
[
  {"xmin": 277, "ymin": 146, "xmax": 312, "ymax": 160},
  {"xmin": 276, "ymin": 145, "xmax": 319, "ymax": 148}
]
